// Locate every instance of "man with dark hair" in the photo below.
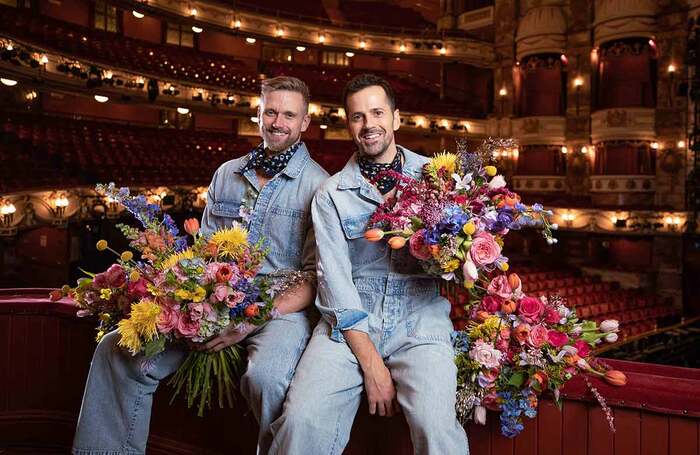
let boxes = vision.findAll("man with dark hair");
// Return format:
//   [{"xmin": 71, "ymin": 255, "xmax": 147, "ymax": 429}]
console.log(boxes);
[
  {"xmin": 72, "ymin": 76, "xmax": 329, "ymax": 455},
  {"xmin": 269, "ymin": 74, "xmax": 468, "ymax": 454}
]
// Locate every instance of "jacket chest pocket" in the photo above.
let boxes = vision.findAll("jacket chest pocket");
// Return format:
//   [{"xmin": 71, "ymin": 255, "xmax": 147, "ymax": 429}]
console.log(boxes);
[
  {"xmin": 210, "ymin": 200, "xmax": 244, "ymax": 229},
  {"xmin": 264, "ymin": 205, "xmax": 307, "ymax": 258},
  {"xmin": 340, "ymin": 213, "xmax": 387, "ymax": 267}
]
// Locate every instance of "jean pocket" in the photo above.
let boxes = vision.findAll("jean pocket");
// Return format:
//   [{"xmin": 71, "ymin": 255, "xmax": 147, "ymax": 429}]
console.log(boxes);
[
  {"xmin": 341, "ymin": 213, "xmax": 387, "ymax": 266},
  {"xmin": 406, "ymin": 298, "xmax": 453, "ymax": 344}
]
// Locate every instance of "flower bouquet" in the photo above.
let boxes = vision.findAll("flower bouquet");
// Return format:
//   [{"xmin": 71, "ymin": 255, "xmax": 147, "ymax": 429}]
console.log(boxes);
[
  {"xmin": 453, "ymin": 274, "xmax": 625, "ymax": 437},
  {"xmin": 364, "ymin": 138, "xmax": 557, "ymax": 291},
  {"xmin": 53, "ymin": 183, "xmax": 309, "ymax": 415},
  {"xmin": 362, "ymin": 139, "xmax": 626, "ymax": 437}
]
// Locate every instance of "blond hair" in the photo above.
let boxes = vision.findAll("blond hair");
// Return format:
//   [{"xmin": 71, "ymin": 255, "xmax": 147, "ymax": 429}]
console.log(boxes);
[{"xmin": 260, "ymin": 76, "xmax": 311, "ymax": 110}]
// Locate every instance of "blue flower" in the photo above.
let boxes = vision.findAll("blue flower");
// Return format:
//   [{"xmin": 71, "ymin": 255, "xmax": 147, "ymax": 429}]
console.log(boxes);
[
  {"xmin": 424, "ymin": 229, "xmax": 442, "ymax": 245},
  {"xmin": 451, "ymin": 331, "xmax": 470, "ymax": 353}
]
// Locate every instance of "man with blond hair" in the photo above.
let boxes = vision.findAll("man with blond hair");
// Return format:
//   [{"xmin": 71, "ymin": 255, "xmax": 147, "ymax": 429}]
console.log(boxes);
[{"xmin": 73, "ymin": 76, "xmax": 328, "ymax": 455}]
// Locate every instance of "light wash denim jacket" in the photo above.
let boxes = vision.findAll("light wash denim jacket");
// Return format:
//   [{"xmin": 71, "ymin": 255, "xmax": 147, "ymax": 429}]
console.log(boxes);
[
  {"xmin": 312, "ymin": 145, "xmax": 439, "ymax": 342},
  {"xmin": 201, "ymin": 142, "xmax": 329, "ymax": 275}
]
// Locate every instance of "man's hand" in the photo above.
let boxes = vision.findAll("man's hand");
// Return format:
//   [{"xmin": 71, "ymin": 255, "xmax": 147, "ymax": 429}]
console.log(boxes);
[
  {"xmin": 344, "ymin": 330, "xmax": 401, "ymax": 417},
  {"xmin": 203, "ymin": 322, "xmax": 255, "ymax": 353}
]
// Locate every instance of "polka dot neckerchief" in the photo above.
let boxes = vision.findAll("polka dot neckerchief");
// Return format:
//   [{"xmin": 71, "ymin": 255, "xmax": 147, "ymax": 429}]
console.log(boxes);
[
  {"xmin": 358, "ymin": 149, "xmax": 404, "ymax": 195},
  {"xmin": 242, "ymin": 141, "xmax": 302, "ymax": 178}
]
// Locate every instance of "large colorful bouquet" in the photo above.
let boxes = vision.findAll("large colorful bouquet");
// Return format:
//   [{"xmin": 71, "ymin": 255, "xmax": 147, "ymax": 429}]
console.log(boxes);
[
  {"xmin": 453, "ymin": 274, "xmax": 625, "ymax": 437},
  {"xmin": 53, "ymin": 183, "xmax": 308, "ymax": 415},
  {"xmin": 364, "ymin": 138, "xmax": 556, "ymax": 291}
]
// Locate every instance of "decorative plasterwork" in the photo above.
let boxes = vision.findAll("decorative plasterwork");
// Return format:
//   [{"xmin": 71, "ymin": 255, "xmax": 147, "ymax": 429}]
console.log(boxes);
[
  {"xmin": 589, "ymin": 175, "xmax": 656, "ymax": 193},
  {"xmin": 144, "ymin": 0, "xmax": 495, "ymax": 66},
  {"xmin": 590, "ymin": 108, "xmax": 656, "ymax": 143},
  {"xmin": 457, "ymin": 6, "xmax": 494, "ymax": 31},
  {"xmin": 512, "ymin": 116, "xmax": 566, "ymax": 144},
  {"xmin": 515, "ymin": 5, "xmax": 567, "ymax": 59},
  {"xmin": 512, "ymin": 175, "xmax": 567, "ymax": 192},
  {"xmin": 593, "ymin": 0, "xmax": 657, "ymax": 46}
]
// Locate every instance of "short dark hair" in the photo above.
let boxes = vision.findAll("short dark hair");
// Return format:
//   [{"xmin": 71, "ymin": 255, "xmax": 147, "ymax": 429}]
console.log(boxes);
[{"xmin": 342, "ymin": 73, "xmax": 396, "ymax": 111}]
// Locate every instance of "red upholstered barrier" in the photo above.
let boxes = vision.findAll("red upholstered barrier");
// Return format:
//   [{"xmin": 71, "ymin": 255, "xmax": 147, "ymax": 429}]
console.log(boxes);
[{"xmin": 1, "ymin": 289, "xmax": 699, "ymax": 454}]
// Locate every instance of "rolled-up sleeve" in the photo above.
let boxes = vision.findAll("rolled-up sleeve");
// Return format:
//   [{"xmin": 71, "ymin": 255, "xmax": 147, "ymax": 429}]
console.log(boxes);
[{"xmin": 311, "ymin": 190, "xmax": 368, "ymax": 342}]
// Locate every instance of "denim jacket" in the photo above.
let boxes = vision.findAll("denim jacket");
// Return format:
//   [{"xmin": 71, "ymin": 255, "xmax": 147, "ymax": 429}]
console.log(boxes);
[
  {"xmin": 311, "ymin": 145, "xmax": 438, "ymax": 342},
  {"xmin": 201, "ymin": 142, "xmax": 329, "ymax": 275}
]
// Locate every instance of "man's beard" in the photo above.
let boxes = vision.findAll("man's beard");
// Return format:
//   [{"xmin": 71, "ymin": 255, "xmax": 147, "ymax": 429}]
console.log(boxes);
[
  {"xmin": 355, "ymin": 127, "xmax": 393, "ymax": 159},
  {"xmin": 263, "ymin": 126, "xmax": 299, "ymax": 152}
]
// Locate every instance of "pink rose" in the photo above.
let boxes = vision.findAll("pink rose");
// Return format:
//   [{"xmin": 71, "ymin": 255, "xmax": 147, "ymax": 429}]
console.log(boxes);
[
  {"xmin": 480, "ymin": 295, "xmax": 503, "ymax": 313},
  {"xmin": 547, "ymin": 330, "xmax": 569, "ymax": 348},
  {"xmin": 127, "ymin": 278, "xmax": 149, "ymax": 299},
  {"xmin": 544, "ymin": 306, "xmax": 561, "ymax": 325},
  {"xmin": 573, "ymin": 339, "xmax": 590, "ymax": 358},
  {"xmin": 157, "ymin": 303, "xmax": 180, "ymax": 334},
  {"xmin": 527, "ymin": 325, "xmax": 548, "ymax": 348},
  {"xmin": 176, "ymin": 313, "xmax": 200, "ymax": 338},
  {"xmin": 518, "ymin": 296, "xmax": 545, "ymax": 323},
  {"xmin": 188, "ymin": 302, "xmax": 204, "ymax": 322},
  {"xmin": 470, "ymin": 232, "xmax": 501, "ymax": 266},
  {"xmin": 213, "ymin": 284, "xmax": 229, "ymax": 302},
  {"xmin": 225, "ymin": 291, "xmax": 246, "ymax": 308},
  {"xmin": 487, "ymin": 275, "xmax": 513, "ymax": 300},
  {"xmin": 409, "ymin": 230, "xmax": 432, "ymax": 260},
  {"xmin": 93, "ymin": 264, "xmax": 126, "ymax": 289},
  {"xmin": 469, "ymin": 340, "xmax": 503, "ymax": 369}
]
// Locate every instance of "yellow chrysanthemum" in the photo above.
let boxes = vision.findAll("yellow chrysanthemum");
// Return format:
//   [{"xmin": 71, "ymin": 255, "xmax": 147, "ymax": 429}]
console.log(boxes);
[
  {"xmin": 211, "ymin": 225, "xmax": 249, "ymax": 258},
  {"xmin": 441, "ymin": 259, "xmax": 460, "ymax": 273},
  {"xmin": 428, "ymin": 152, "xmax": 459, "ymax": 175},
  {"xmin": 117, "ymin": 318, "xmax": 142, "ymax": 354},
  {"xmin": 175, "ymin": 289, "xmax": 192, "ymax": 300},
  {"xmin": 160, "ymin": 248, "xmax": 195, "ymax": 270},
  {"xmin": 129, "ymin": 299, "xmax": 161, "ymax": 341},
  {"xmin": 191, "ymin": 286, "xmax": 207, "ymax": 303},
  {"xmin": 469, "ymin": 316, "xmax": 502, "ymax": 340}
]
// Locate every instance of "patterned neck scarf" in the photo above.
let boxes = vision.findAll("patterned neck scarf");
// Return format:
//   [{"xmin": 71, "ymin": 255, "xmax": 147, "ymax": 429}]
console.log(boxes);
[
  {"xmin": 358, "ymin": 150, "xmax": 403, "ymax": 195},
  {"xmin": 242, "ymin": 141, "xmax": 302, "ymax": 178}
]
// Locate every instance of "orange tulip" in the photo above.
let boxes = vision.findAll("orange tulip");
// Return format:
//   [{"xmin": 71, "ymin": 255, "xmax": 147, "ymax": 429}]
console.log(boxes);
[
  {"xmin": 184, "ymin": 218, "xmax": 200, "ymax": 236},
  {"xmin": 564, "ymin": 354, "xmax": 581, "ymax": 367},
  {"xmin": 604, "ymin": 370, "xmax": 627, "ymax": 386},
  {"xmin": 501, "ymin": 299, "xmax": 517, "ymax": 314},
  {"xmin": 364, "ymin": 228, "xmax": 385, "ymax": 242},
  {"xmin": 388, "ymin": 236, "xmax": 407, "ymax": 249},
  {"xmin": 475, "ymin": 310, "xmax": 490, "ymax": 322},
  {"xmin": 244, "ymin": 304, "xmax": 260, "ymax": 318},
  {"xmin": 513, "ymin": 323, "xmax": 530, "ymax": 343},
  {"xmin": 508, "ymin": 273, "xmax": 521, "ymax": 291}
]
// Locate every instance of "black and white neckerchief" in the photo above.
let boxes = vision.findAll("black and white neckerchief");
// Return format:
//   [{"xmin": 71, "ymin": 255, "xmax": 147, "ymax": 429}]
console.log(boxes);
[
  {"xmin": 358, "ymin": 150, "xmax": 403, "ymax": 195},
  {"xmin": 242, "ymin": 141, "xmax": 302, "ymax": 177}
]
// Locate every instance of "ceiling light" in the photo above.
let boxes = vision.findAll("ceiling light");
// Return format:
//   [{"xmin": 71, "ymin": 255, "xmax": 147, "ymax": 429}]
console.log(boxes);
[
  {"xmin": 250, "ymin": 116, "xmax": 259, "ymax": 123},
  {"xmin": 320, "ymin": 124, "xmax": 328, "ymax": 130},
  {"xmin": 94, "ymin": 95, "xmax": 109, "ymax": 103},
  {"xmin": 296, "ymin": 46, "xmax": 306, "ymax": 52},
  {"xmin": 246, "ymin": 37, "xmax": 256, "ymax": 44},
  {"xmin": 192, "ymin": 25, "xmax": 203, "ymax": 33},
  {"xmin": 345, "ymin": 51, "xmax": 354, "ymax": 58},
  {"xmin": 132, "ymin": 10, "xmax": 144, "ymax": 18},
  {"xmin": 0, "ymin": 78, "xmax": 18, "ymax": 87},
  {"xmin": 177, "ymin": 107, "xmax": 190, "ymax": 114}
]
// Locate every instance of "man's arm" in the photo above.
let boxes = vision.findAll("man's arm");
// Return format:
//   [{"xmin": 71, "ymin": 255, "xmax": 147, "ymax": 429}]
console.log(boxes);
[{"xmin": 311, "ymin": 190, "xmax": 398, "ymax": 416}]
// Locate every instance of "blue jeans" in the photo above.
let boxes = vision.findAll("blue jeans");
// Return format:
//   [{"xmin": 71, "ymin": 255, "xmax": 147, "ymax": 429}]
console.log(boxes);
[
  {"xmin": 72, "ymin": 310, "xmax": 314, "ymax": 455},
  {"xmin": 269, "ymin": 278, "xmax": 469, "ymax": 455}
]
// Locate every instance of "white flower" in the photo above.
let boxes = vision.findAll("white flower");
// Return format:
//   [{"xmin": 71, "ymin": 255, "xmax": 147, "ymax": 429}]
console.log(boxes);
[
  {"xmin": 605, "ymin": 332, "xmax": 619, "ymax": 343},
  {"xmin": 488, "ymin": 175, "xmax": 507, "ymax": 189},
  {"xmin": 600, "ymin": 320, "xmax": 619, "ymax": 333},
  {"xmin": 474, "ymin": 406, "xmax": 487, "ymax": 425},
  {"xmin": 453, "ymin": 172, "xmax": 473, "ymax": 190},
  {"xmin": 462, "ymin": 257, "xmax": 478, "ymax": 281},
  {"xmin": 469, "ymin": 340, "xmax": 503, "ymax": 369}
]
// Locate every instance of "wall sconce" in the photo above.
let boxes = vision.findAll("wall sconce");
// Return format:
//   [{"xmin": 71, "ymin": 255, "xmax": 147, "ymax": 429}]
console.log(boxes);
[
  {"xmin": 573, "ymin": 76, "xmax": 584, "ymax": 115},
  {"xmin": 52, "ymin": 194, "xmax": 69, "ymax": 218},
  {"xmin": 1, "ymin": 200, "xmax": 16, "ymax": 226},
  {"xmin": 667, "ymin": 63, "xmax": 676, "ymax": 106},
  {"xmin": 650, "ymin": 141, "xmax": 660, "ymax": 150},
  {"xmin": 561, "ymin": 146, "xmax": 568, "ymax": 155},
  {"xmin": 664, "ymin": 215, "xmax": 683, "ymax": 230},
  {"xmin": 561, "ymin": 212, "xmax": 576, "ymax": 226},
  {"xmin": 677, "ymin": 140, "xmax": 686, "ymax": 149},
  {"xmin": 498, "ymin": 87, "xmax": 507, "ymax": 116}
]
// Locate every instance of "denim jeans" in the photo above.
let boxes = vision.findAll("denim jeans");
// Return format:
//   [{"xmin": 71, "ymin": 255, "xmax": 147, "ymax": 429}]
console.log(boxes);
[
  {"xmin": 72, "ymin": 310, "xmax": 315, "ymax": 455},
  {"xmin": 269, "ymin": 147, "xmax": 468, "ymax": 455}
]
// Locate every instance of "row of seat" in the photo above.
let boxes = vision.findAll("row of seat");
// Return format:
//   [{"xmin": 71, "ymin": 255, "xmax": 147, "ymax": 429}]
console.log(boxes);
[{"xmin": 0, "ymin": 6, "xmax": 479, "ymax": 117}]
